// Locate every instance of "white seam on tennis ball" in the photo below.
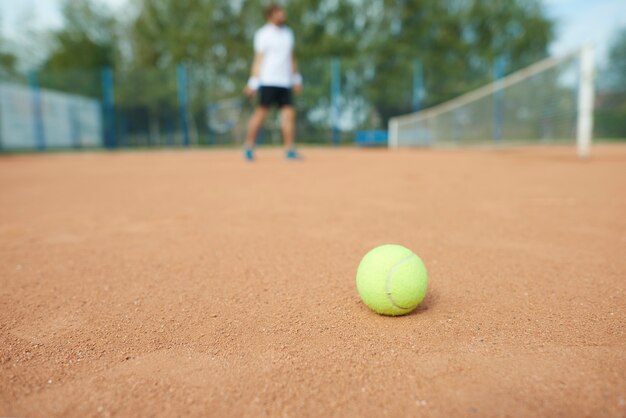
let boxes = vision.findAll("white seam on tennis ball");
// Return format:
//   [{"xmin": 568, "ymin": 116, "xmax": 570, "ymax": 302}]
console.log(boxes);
[{"xmin": 385, "ymin": 253, "xmax": 418, "ymax": 310}]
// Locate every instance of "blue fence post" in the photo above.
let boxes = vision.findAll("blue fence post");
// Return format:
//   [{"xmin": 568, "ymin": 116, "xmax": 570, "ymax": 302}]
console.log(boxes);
[
  {"xmin": 331, "ymin": 57, "xmax": 341, "ymax": 145},
  {"xmin": 69, "ymin": 103, "xmax": 81, "ymax": 148},
  {"xmin": 492, "ymin": 55, "xmax": 506, "ymax": 143},
  {"xmin": 412, "ymin": 59, "xmax": 424, "ymax": 112},
  {"xmin": 28, "ymin": 71, "xmax": 46, "ymax": 151},
  {"xmin": 177, "ymin": 64, "xmax": 190, "ymax": 147},
  {"xmin": 101, "ymin": 67, "xmax": 115, "ymax": 148}
]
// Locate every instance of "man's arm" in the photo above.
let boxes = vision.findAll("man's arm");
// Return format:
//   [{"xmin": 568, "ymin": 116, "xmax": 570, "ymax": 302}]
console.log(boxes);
[
  {"xmin": 292, "ymin": 55, "xmax": 303, "ymax": 95},
  {"xmin": 245, "ymin": 53, "xmax": 264, "ymax": 97},
  {"xmin": 251, "ymin": 53, "xmax": 263, "ymax": 78}
]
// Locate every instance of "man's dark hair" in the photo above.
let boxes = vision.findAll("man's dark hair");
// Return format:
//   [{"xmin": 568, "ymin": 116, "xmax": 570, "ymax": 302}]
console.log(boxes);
[{"xmin": 265, "ymin": 4, "xmax": 282, "ymax": 19}]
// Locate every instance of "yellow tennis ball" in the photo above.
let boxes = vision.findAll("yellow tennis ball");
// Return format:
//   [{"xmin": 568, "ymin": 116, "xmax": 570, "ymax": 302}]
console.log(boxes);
[{"xmin": 356, "ymin": 244, "xmax": 428, "ymax": 316}]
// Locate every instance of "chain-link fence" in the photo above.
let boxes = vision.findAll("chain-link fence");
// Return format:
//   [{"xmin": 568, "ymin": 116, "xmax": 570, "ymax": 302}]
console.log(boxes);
[{"xmin": 0, "ymin": 57, "xmax": 624, "ymax": 151}]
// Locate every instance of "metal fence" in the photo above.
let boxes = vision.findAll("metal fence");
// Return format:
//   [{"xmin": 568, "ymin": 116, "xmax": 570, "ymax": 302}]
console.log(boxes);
[
  {"xmin": 0, "ymin": 58, "xmax": 414, "ymax": 151},
  {"xmin": 0, "ymin": 56, "xmax": 624, "ymax": 152}
]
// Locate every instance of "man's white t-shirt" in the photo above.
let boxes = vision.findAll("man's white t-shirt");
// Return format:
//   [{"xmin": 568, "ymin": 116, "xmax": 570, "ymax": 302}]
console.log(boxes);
[{"xmin": 254, "ymin": 24, "xmax": 295, "ymax": 88}]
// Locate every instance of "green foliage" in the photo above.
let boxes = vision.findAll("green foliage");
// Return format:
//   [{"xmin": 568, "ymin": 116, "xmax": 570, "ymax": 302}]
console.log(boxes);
[
  {"xmin": 596, "ymin": 28, "xmax": 626, "ymax": 139},
  {"xmin": 347, "ymin": 0, "xmax": 554, "ymax": 121},
  {"xmin": 0, "ymin": 34, "xmax": 17, "ymax": 78},
  {"xmin": 38, "ymin": 0, "xmax": 116, "ymax": 96},
  {"xmin": 603, "ymin": 28, "xmax": 626, "ymax": 90},
  {"xmin": 0, "ymin": 50, "xmax": 17, "ymax": 77},
  {"xmin": 44, "ymin": 0, "xmax": 117, "ymax": 70},
  {"xmin": 19, "ymin": 0, "xmax": 556, "ymax": 141}
]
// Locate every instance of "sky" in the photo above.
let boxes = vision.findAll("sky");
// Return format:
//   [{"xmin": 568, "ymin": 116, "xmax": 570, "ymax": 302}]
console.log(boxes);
[
  {"xmin": 0, "ymin": 0, "xmax": 625, "ymax": 63},
  {"xmin": 545, "ymin": 0, "xmax": 626, "ymax": 60}
]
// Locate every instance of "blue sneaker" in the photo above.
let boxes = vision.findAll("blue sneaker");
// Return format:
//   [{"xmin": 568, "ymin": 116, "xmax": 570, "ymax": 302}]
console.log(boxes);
[
  {"xmin": 244, "ymin": 148, "xmax": 254, "ymax": 162},
  {"xmin": 285, "ymin": 148, "xmax": 301, "ymax": 160}
]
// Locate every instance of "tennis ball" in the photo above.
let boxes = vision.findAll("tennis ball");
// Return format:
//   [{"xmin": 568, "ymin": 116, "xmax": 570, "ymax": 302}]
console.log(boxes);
[{"xmin": 356, "ymin": 244, "xmax": 428, "ymax": 316}]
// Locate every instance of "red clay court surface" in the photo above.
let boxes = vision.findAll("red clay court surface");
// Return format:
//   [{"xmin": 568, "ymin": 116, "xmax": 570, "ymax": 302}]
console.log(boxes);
[{"xmin": 1, "ymin": 145, "xmax": 625, "ymax": 417}]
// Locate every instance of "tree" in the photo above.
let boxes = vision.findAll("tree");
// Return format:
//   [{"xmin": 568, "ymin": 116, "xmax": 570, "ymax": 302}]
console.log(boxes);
[
  {"xmin": 603, "ymin": 28, "xmax": 626, "ymax": 90},
  {"xmin": 0, "ymin": 9, "xmax": 18, "ymax": 77},
  {"xmin": 350, "ymin": 0, "xmax": 554, "ymax": 123},
  {"xmin": 122, "ymin": 0, "xmax": 555, "ymax": 140},
  {"xmin": 596, "ymin": 27, "xmax": 626, "ymax": 139},
  {"xmin": 40, "ymin": 0, "xmax": 117, "ymax": 96},
  {"xmin": 0, "ymin": 39, "xmax": 17, "ymax": 77}
]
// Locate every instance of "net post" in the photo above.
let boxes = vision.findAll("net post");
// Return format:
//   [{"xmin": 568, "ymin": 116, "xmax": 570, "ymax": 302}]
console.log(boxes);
[
  {"xmin": 101, "ymin": 67, "xmax": 116, "ymax": 149},
  {"xmin": 28, "ymin": 71, "xmax": 46, "ymax": 151},
  {"xmin": 412, "ymin": 60, "xmax": 423, "ymax": 112},
  {"xmin": 176, "ymin": 64, "xmax": 190, "ymax": 147},
  {"xmin": 576, "ymin": 44, "xmax": 595, "ymax": 159},
  {"xmin": 388, "ymin": 118, "xmax": 399, "ymax": 148}
]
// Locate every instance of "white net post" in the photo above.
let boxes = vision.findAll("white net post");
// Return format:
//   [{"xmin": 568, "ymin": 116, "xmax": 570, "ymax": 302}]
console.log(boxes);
[
  {"xmin": 576, "ymin": 44, "xmax": 595, "ymax": 159},
  {"xmin": 389, "ymin": 118, "xmax": 399, "ymax": 148}
]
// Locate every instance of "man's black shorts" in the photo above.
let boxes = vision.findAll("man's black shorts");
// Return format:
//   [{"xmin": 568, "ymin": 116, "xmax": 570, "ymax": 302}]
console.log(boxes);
[{"xmin": 259, "ymin": 86, "xmax": 293, "ymax": 108}]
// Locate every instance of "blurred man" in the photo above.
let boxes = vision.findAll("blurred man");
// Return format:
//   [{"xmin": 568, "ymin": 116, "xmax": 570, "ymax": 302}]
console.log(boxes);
[{"xmin": 243, "ymin": 4, "xmax": 303, "ymax": 161}]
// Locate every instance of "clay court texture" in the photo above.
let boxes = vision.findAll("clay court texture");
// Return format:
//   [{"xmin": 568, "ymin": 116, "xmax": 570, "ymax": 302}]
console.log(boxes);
[{"xmin": 1, "ymin": 145, "xmax": 625, "ymax": 417}]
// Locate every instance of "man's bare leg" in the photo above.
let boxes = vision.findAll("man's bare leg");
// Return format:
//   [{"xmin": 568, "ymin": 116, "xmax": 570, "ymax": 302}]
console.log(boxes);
[
  {"xmin": 280, "ymin": 106, "xmax": 296, "ymax": 149},
  {"xmin": 245, "ymin": 107, "xmax": 270, "ymax": 148}
]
